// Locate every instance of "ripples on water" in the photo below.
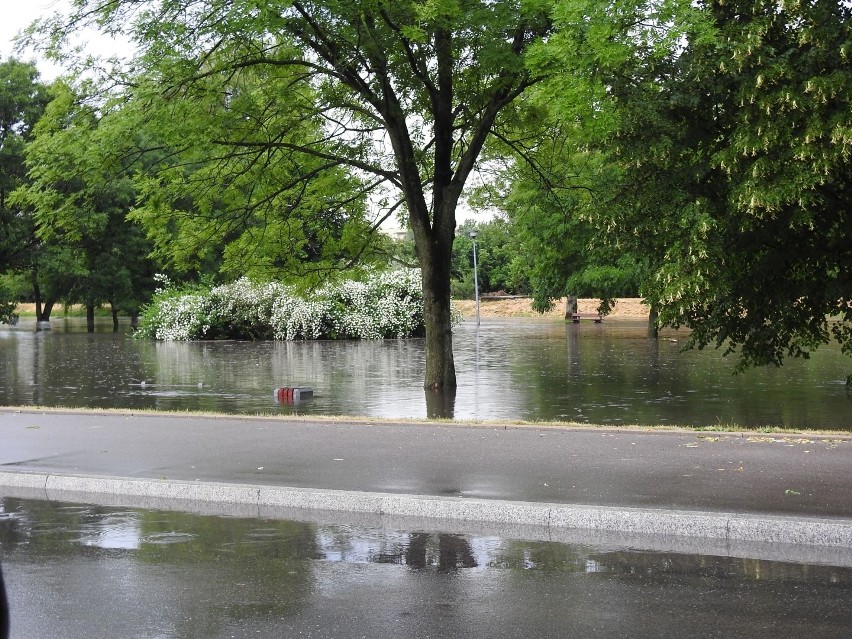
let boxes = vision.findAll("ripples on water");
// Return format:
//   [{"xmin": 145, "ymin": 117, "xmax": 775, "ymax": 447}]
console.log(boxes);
[{"xmin": 0, "ymin": 317, "xmax": 849, "ymax": 429}]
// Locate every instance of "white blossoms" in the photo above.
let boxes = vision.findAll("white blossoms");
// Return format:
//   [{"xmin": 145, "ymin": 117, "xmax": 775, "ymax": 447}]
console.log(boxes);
[{"xmin": 136, "ymin": 270, "xmax": 426, "ymax": 341}]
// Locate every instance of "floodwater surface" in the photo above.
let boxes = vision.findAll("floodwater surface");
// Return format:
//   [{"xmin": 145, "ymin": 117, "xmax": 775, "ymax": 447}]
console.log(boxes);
[
  {"xmin": 1, "ymin": 497, "xmax": 851, "ymax": 639},
  {"xmin": 0, "ymin": 317, "xmax": 849, "ymax": 428}
]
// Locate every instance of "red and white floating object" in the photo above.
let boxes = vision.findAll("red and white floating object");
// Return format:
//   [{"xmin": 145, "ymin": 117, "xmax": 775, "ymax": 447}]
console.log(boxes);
[{"xmin": 274, "ymin": 387, "xmax": 314, "ymax": 404}]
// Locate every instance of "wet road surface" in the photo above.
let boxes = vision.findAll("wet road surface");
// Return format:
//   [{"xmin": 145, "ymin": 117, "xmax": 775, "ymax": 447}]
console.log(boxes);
[
  {"xmin": 2, "ymin": 497, "xmax": 851, "ymax": 639},
  {"xmin": 2, "ymin": 410, "xmax": 852, "ymax": 518}
]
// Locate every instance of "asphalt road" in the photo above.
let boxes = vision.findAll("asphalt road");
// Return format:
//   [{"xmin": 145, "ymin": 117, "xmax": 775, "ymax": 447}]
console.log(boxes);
[
  {"xmin": 3, "ymin": 409, "xmax": 852, "ymax": 639},
  {"xmin": 1, "ymin": 408, "xmax": 850, "ymax": 518}
]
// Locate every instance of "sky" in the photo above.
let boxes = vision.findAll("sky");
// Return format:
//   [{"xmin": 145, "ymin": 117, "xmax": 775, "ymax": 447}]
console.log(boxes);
[
  {"xmin": 1, "ymin": 1, "xmax": 69, "ymax": 77},
  {"xmin": 0, "ymin": 0, "xmax": 492, "ymax": 227},
  {"xmin": 1, "ymin": 0, "xmax": 127, "ymax": 80}
]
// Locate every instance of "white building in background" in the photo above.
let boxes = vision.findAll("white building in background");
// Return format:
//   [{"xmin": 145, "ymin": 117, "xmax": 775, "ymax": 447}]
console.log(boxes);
[{"xmin": 381, "ymin": 226, "xmax": 410, "ymax": 242}]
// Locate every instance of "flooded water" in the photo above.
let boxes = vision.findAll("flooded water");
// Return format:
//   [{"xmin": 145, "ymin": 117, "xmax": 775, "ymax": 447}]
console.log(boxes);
[
  {"xmin": 2, "ymin": 497, "xmax": 851, "ymax": 639},
  {"xmin": 0, "ymin": 317, "xmax": 850, "ymax": 429}
]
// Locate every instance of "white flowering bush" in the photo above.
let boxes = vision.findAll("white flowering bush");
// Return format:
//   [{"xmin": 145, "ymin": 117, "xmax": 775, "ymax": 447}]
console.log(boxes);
[
  {"xmin": 270, "ymin": 296, "xmax": 335, "ymax": 340},
  {"xmin": 134, "ymin": 275, "xmax": 210, "ymax": 340},
  {"xmin": 311, "ymin": 269, "xmax": 426, "ymax": 339},
  {"xmin": 136, "ymin": 270, "xmax": 428, "ymax": 341},
  {"xmin": 135, "ymin": 292, "xmax": 208, "ymax": 340},
  {"xmin": 205, "ymin": 278, "xmax": 287, "ymax": 339}
]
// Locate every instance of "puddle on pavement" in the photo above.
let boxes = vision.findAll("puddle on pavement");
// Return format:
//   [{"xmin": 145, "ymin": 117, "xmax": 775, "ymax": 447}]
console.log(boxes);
[{"xmin": 2, "ymin": 497, "xmax": 851, "ymax": 638}]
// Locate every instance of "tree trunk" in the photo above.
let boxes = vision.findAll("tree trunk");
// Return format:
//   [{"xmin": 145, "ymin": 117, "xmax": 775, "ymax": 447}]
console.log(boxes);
[
  {"xmin": 564, "ymin": 295, "xmax": 578, "ymax": 319},
  {"xmin": 648, "ymin": 305, "xmax": 659, "ymax": 338},
  {"xmin": 36, "ymin": 297, "xmax": 56, "ymax": 322},
  {"xmin": 40, "ymin": 301, "xmax": 55, "ymax": 322},
  {"xmin": 86, "ymin": 304, "xmax": 95, "ymax": 333},
  {"xmin": 33, "ymin": 277, "xmax": 44, "ymax": 321},
  {"xmin": 35, "ymin": 296, "xmax": 54, "ymax": 331},
  {"xmin": 110, "ymin": 302, "xmax": 119, "ymax": 332},
  {"xmin": 421, "ymin": 254, "xmax": 457, "ymax": 390},
  {"xmin": 425, "ymin": 387, "xmax": 456, "ymax": 419}
]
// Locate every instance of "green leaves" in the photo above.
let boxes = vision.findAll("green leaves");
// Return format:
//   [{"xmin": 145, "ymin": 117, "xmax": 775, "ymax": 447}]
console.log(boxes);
[
  {"xmin": 569, "ymin": 0, "xmax": 852, "ymax": 368},
  {"xmin": 86, "ymin": 39, "xmax": 381, "ymax": 284},
  {"xmin": 492, "ymin": 0, "xmax": 850, "ymax": 371},
  {"xmin": 0, "ymin": 59, "xmax": 50, "ymax": 266},
  {"xmin": 10, "ymin": 79, "xmax": 155, "ymax": 314}
]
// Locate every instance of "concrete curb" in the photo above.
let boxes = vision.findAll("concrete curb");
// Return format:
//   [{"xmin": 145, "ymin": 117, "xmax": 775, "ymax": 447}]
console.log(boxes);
[{"xmin": 2, "ymin": 470, "xmax": 851, "ymax": 549}]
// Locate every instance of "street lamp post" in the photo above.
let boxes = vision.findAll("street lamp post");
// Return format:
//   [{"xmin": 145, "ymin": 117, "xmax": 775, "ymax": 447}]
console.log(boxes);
[{"xmin": 470, "ymin": 229, "xmax": 480, "ymax": 326}]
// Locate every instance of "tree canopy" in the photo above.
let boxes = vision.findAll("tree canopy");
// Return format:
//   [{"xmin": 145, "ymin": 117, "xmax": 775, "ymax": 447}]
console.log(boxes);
[
  {"xmin": 451, "ymin": 218, "xmax": 531, "ymax": 298},
  {"xmin": 0, "ymin": 58, "xmax": 51, "ymax": 322},
  {"xmin": 483, "ymin": 120, "xmax": 641, "ymax": 315},
  {"xmin": 11, "ymin": 80, "xmax": 156, "ymax": 328},
  {"xmin": 523, "ymin": 0, "xmax": 851, "ymax": 366},
  {"xmin": 38, "ymin": 0, "xmax": 554, "ymax": 389}
]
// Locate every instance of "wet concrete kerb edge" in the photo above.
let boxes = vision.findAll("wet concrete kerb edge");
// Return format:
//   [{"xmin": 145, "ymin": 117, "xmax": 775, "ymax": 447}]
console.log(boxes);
[{"xmin": 1, "ymin": 470, "xmax": 851, "ymax": 550}]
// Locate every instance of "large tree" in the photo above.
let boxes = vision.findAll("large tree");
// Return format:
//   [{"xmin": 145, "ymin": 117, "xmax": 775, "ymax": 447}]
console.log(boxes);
[
  {"xmin": 534, "ymin": 0, "xmax": 851, "ymax": 368},
  {"xmin": 12, "ymin": 81, "xmax": 157, "ymax": 331},
  {"xmin": 489, "ymin": 125, "xmax": 642, "ymax": 317},
  {"xmin": 0, "ymin": 58, "xmax": 50, "ymax": 322},
  {"xmin": 38, "ymin": 0, "xmax": 553, "ymax": 389}
]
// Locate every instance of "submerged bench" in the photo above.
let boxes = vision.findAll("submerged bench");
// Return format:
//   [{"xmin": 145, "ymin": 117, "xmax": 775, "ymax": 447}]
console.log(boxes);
[{"xmin": 570, "ymin": 312, "xmax": 603, "ymax": 323}]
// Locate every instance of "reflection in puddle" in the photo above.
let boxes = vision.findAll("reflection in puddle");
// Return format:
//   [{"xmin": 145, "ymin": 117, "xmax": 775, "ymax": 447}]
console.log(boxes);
[
  {"xmin": 2, "ymin": 497, "xmax": 852, "ymax": 638},
  {"xmin": 78, "ymin": 512, "xmax": 141, "ymax": 550},
  {"xmin": 3, "ymin": 498, "xmax": 852, "ymax": 580}
]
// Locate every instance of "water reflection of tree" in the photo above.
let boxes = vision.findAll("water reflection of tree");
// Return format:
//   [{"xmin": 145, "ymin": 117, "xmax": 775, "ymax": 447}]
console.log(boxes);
[
  {"xmin": 510, "ymin": 322, "xmax": 843, "ymax": 427},
  {"xmin": 584, "ymin": 550, "xmax": 852, "ymax": 584},
  {"xmin": 403, "ymin": 533, "xmax": 477, "ymax": 572},
  {"xmin": 425, "ymin": 388, "xmax": 456, "ymax": 420},
  {"xmin": 358, "ymin": 531, "xmax": 478, "ymax": 571},
  {"xmin": 495, "ymin": 538, "xmax": 852, "ymax": 585},
  {"xmin": 0, "ymin": 332, "xmax": 159, "ymax": 412},
  {"xmin": 0, "ymin": 497, "xmax": 122, "ymax": 552}
]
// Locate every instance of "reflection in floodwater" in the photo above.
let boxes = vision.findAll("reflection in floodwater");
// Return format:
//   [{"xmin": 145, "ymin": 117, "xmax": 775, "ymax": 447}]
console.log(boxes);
[
  {"xmin": 2, "ymin": 498, "xmax": 852, "ymax": 638},
  {"xmin": 425, "ymin": 387, "xmax": 456, "ymax": 420},
  {"xmin": 0, "ymin": 318, "xmax": 850, "ymax": 428},
  {"xmin": 0, "ymin": 563, "xmax": 7, "ymax": 639}
]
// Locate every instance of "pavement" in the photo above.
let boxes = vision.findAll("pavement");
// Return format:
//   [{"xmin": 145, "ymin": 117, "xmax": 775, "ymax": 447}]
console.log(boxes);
[{"xmin": 1, "ymin": 408, "xmax": 852, "ymax": 561}]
